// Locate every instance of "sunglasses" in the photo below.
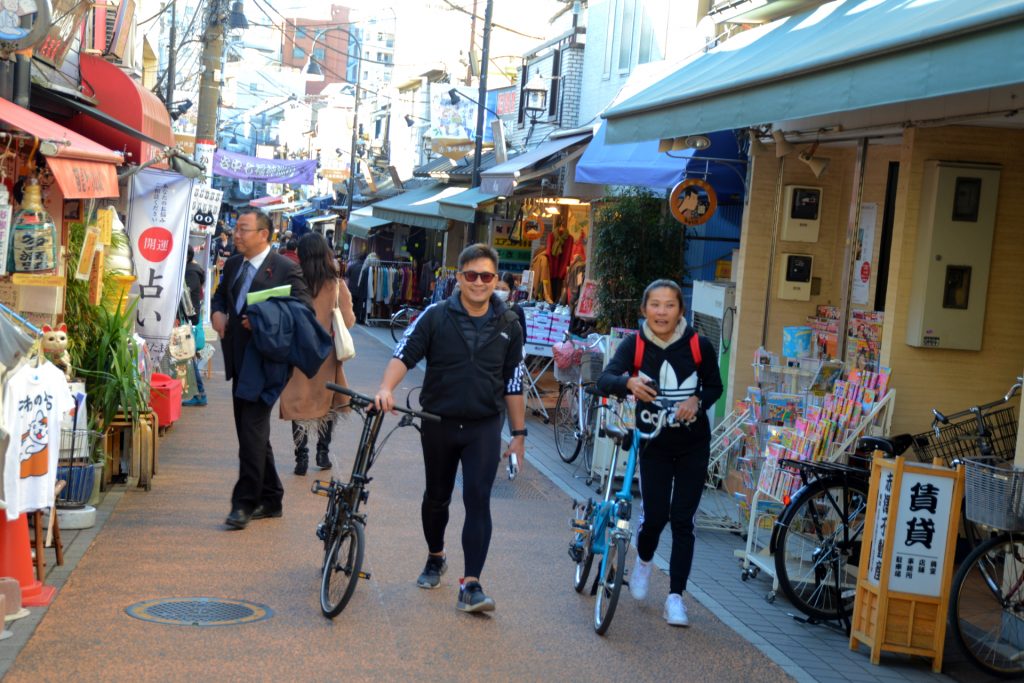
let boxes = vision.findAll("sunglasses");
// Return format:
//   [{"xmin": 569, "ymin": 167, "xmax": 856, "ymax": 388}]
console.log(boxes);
[{"xmin": 459, "ymin": 270, "xmax": 497, "ymax": 283}]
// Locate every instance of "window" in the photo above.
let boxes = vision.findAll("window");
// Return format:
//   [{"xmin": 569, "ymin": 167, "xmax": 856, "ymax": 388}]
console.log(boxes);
[
  {"xmin": 548, "ymin": 49, "xmax": 560, "ymax": 118},
  {"xmin": 313, "ymin": 47, "xmax": 325, "ymax": 61},
  {"xmin": 296, "ymin": 27, "xmax": 307, "ymax": 40},
  {"xmin": 638, "ymin": 1, "xmax": 668, "ymax": 65},
  {"xmin": 249, "ymin": 82, "xmax": 258, "ymax": 93},
  {"xmin": 618, "ymin": 0, "xmax": 636, "ymax": 72},
  {"xmin": 602, "ymin": 0, "xmax": 619, "ymax": 78},
  {"xmin": 292, "ymin": 47, "xmax": 305, "ymax": 60}
]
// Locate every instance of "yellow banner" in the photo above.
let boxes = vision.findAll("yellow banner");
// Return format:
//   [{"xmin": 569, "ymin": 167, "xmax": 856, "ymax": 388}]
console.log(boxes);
[{"xmin": 11, "ymin": 273, "xmax": 65, "ymax": 287}]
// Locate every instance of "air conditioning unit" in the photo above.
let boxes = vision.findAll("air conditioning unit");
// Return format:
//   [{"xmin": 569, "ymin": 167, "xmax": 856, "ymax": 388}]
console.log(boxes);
[{"xmin": 691, "ymin": 280, "xmax": 736, "ymax": 428}]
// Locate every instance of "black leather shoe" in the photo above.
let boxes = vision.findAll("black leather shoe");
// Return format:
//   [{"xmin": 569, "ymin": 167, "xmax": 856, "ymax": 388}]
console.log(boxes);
[
  {"xmin": 225, "ymin": 509, "xmax": 251, "ymax": 529},
  {"xmin": 251, "ymin": 504, "xmax": 283, "ymax": 520}
]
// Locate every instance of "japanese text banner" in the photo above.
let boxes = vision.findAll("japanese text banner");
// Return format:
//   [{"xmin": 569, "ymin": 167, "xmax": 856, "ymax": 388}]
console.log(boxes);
[
  {"xmin": 127, "ymin": 168, "xmax": 195, "ymax": 360},
  {"xmin": 212, "ymin": 150, "xmax": 317, "ymax": 185}
]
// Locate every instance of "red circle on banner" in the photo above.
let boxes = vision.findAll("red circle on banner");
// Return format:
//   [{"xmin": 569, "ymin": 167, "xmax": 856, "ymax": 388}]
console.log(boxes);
[
  {"xmin": 137, "ymin": 227, "xmax": 174, "ymax": 262},
  {"xmin": 860, "ymin": 261, "xmax": 871, "ymax": 283}
]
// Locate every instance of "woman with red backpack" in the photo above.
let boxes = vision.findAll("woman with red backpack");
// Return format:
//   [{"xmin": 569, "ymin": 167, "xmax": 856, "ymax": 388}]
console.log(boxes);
[{"xmin": 597, "ymin": 279, "xmax": 722, "ymax": 627}]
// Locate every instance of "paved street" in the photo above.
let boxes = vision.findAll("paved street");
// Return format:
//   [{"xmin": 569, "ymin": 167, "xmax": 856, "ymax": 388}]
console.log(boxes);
[{"xmin": 2, "ymin": 326, "xmax": 789, "ymax": 682}]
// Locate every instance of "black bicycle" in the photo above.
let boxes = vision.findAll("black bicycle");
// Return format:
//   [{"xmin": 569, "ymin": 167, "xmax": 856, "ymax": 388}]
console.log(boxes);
[{"xmin": 314, "ymin": 383, "xmax": 439, "ymax": 619}]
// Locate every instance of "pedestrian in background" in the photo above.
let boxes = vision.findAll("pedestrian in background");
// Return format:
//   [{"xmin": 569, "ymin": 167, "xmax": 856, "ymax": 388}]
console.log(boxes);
[
  {"xmin": 279, "ymin": 232, "xmax": 356, "ymax": 475},
  {"xmin": 597, "ymin": 279, "xmax": 722, "ymax": 627},
  {"xmin": 183, "ymin": 245, "xmax": 208, "ymax": 407},
  {"xmin": 280, "ymin": 239, "xmax": 300, "ymax": 264},
  {"xmin": 374, "ymin": 243, "xmax": 526, "ymax": 613},
  {"xmin": 346, "ymin": 249, "xmax": 366, "ymax": 324}
]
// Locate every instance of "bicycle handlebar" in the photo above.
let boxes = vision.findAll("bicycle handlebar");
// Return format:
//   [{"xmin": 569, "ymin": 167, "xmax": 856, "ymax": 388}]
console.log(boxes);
[
  {"xmin": 931, "ymin": 377, "xmax": 1022, "ymax": 426},
  {"xmin": 326, "ymin": 383, "xmax": 441, "ymax": 423}
]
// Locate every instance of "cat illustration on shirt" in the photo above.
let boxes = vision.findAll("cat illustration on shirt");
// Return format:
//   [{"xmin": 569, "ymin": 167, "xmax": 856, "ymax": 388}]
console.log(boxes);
[{"xmin": 19, "ymin": 409, "xmax": 50, "ymax": 478}]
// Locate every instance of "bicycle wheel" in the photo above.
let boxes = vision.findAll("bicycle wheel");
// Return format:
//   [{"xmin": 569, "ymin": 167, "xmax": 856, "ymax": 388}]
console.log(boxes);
[
  {"xmin": 579, "ymin": 392, "xmax": 599, "ymax": 477},
  {"xmin": 554, "ymin": 385, "xmax": 582, "ymax": 463},
  {"xmin": 774, "ymin": 476, "xmax": 869, "ymax": 621},
  {"xmin": 950, "ymin": 533, "xmax": 1024, "ymax": 678},
  {"xmin": 594, "ymin": 534, "xmax": 627, "ymax": 635},
  {"xmin": 573, "ymin": 504, "xmax": 595, "ymax": 593},
  {"xmin": 390, "ymin": 309, "xmax": 411, "ymax": 343},
  {"xmin": 320, "ymin": 517, "xmax": 365, "ymax": 618}
]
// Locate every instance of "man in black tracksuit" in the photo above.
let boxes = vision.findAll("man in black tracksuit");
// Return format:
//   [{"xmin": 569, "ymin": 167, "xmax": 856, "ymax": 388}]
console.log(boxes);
[{"xmin": 375, "ymin": 243, "xmax": 526, "ymax": 613}]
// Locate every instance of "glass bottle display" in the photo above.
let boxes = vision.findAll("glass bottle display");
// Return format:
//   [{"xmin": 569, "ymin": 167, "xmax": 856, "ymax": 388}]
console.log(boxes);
[{"xmin": 9, "ymin": 178, "xmax": 58, "ymax": 273}]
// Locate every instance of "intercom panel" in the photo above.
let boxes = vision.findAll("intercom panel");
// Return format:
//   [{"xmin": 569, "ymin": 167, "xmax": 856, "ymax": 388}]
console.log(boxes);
[
  {"xmin": 780, "ymin": 186, "xmax": 822, "ymax": 242},
  {"xmin": 778, "ymin": 253, "xmax": 813, "ymax": 301},
  {"xmin": 906, "ymin": 161, "xmax": 1000, "ymax": 350}
]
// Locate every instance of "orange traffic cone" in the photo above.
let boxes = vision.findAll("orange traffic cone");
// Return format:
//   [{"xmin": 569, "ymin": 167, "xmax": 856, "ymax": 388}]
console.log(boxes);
[{"xmin": 0, "ymin": 514, "xmax": 55, "ymax": 606}]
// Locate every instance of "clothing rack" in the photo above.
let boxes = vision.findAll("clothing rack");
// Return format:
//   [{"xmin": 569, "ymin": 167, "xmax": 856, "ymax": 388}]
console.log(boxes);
[
  {"xmin": 363, "ymin": 260, "xmax": 418, "ymax": 326},
  {"xmin": 0, "ymin": 301, "xmax": 42, "ymax": 336}
]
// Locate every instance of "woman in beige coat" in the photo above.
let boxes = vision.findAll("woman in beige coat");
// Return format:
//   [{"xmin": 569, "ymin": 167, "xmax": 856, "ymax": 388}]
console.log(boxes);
[{"xmin": 280, "ymin": 232, "xmax": 356, "ymax": 474}]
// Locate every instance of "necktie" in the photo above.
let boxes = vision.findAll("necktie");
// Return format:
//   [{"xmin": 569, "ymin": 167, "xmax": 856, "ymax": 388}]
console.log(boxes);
[{"xmin": 234, "ymin": 261, "xmax": 256, "ymax": 314}]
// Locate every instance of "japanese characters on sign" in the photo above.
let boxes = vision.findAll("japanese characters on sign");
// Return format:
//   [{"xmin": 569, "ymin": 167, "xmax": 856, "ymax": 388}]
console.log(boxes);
[
  {"xmin": 127, "ymin": 169, "xmax": 195, "ymax": 360},
  {"xmin": 188, "ymin": 186, "xmax": 223, "ymax": 234},
  {"xmin": 889, "ymin": 472, "xmax": 953, "ymax": 597},
  {"xmin": 212, "ymin": 150, "xmax": 317, "ymax": 185},
  {"xmin": 868, "ymin": 470, "xmax": 894, "ymax": 586}
]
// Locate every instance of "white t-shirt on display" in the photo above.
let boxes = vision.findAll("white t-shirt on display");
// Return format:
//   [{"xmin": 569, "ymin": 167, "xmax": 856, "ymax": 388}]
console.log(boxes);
[{"xmin": 2, "ymin": 362, "xmax": 74, "ymax": 521}]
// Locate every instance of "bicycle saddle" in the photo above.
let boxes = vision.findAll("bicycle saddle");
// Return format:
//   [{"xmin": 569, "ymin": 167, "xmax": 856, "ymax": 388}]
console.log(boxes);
[
  {"xmin": 600, "ymin": 424, "xmax": 632, "ymax": 448},
  {"xmin": 857, "ymin": 434, "xmax": 914, "ymax": 457}
]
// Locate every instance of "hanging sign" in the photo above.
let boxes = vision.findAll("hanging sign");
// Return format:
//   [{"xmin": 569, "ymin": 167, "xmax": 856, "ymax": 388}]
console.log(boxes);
[
  {"xmin": 127, "ymin": 168, "xmax": 195, "ymax": 361},
  {"xmin": 188, "ymin": 186, "xmax": 223, "ymax": 234},
  {"xmin": 669, "ymin": 178, "xmax": 717, "ymax": 226},
  {"xmin": 212, "ymin": 149, "xmax": 317, "ymax": 185},
  {"xmin": 851, "ymin": 203, "xmax": 878, "ymax": 305}
]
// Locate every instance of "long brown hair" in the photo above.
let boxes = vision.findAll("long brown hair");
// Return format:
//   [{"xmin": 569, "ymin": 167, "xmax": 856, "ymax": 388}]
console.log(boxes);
[{"xmin": 297, "ymin": 233, "xmax": 339, "ymax": 297}]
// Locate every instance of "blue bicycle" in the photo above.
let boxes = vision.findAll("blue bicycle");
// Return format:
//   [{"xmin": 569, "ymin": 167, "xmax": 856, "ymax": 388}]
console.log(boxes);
[{"xmin": 569, "ymin": 390, "xmax": 677, "ymax": 634}]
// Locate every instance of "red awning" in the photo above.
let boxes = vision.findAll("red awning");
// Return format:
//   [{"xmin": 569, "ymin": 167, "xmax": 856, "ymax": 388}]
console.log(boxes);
[
  {"xmin": 249, "ymin": 195, "xmax": 285, "ymax": 207},
  {"xmin": 77, "ymin": 54, "xmax": 174, "ymax": 167},
  {"xmin": 0, "ymin": 98, "xmax": 121, "ymax": 199}
]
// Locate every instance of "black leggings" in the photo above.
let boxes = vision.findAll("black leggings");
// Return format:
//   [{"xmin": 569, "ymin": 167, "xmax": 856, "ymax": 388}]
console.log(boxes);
[
  {"xmin": 636, "ymin": 438, "xmax": 710, "ymax": 594},
  {"xmin": 420, "ymin": 414, "xmax": 502, "ymax": 579}
]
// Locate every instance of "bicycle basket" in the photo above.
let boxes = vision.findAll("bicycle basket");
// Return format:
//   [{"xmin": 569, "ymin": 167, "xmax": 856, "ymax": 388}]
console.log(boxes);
[
  {"xmin": 553, "ymin": 359, "xmax": 581, "ymax": 384},
  {"xmin": 57, "ymin": 429, "xmax": 103, "ymax": 508},
  {"xmin": 912, "ymin": 406, "xmax": 1020, "ymax": 466},
  {"xmin": 962, "ymin": 458, "xmax": 1024, "ymax": 531}
]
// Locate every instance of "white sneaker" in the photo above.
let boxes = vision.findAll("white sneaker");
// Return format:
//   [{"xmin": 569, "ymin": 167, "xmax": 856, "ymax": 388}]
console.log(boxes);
[
  {"xmin": 630, "ymin": 557, "xmax": 652, "ymax": 600},
  {"xmin": 664, "ymin": 593, "xmax": 689, "ymax": 627}
]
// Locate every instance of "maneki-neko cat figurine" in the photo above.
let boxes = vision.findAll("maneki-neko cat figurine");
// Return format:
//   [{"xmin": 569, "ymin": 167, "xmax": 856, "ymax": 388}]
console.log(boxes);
[{"xmin": 41, "ymin": 323, "xmax": 72, "ymax": 381}]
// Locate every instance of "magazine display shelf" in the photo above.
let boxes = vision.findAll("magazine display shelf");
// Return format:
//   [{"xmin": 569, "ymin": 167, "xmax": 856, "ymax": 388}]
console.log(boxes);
[
  {"xmin": 734, "ymin": 390, "xmax": 896, "ymax": 599},
  {"xmin": 696, "ymin": 406, "xmax": 752, "ymax": 533}
]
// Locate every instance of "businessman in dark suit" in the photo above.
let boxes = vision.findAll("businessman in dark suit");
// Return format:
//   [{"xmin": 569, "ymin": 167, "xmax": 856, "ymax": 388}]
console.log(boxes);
[{"xmin": 211, "ymin": 208, "xmax": 311, "ymax": 530}]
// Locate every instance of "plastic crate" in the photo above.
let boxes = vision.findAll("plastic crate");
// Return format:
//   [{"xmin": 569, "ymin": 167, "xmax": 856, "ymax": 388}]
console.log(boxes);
[{"xmin": 963, "ymin": 458, "xmax": 1024, "ymax": 531}]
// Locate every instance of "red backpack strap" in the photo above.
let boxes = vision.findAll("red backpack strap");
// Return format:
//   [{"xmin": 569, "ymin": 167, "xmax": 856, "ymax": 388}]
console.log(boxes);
[
  {"xmin": 690, "ymin": 332, "xmax": 702, "ymax": 369},
  {"xmin": 632, "ymin": 333, "xmax": 645, "ymax": 377}
]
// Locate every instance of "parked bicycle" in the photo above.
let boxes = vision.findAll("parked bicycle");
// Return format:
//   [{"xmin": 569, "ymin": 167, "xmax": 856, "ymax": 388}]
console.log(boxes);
[
  {"xmin": 949, "ymin": 456, "xmax": 1024, "ymax": 678},
  {"xmin": 569, "ymin": 392, "xmax": 676, "ymax": 634},
  {"xmin": 389, "ymin": 300, "xmax": 426, "ymax": 343},
  {"xmin": 314, "ymin": 383, "xmax": 439, "ymax": 618},
  {"xmin": 552, "ymin": 334, "xmax": 606, "ymax": 479}
]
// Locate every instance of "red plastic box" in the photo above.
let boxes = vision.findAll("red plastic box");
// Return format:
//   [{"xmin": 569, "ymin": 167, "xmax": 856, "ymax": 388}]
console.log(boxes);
[{"xmin": 149, "ymin": 372, "xmax": 182, "ymax": 428}]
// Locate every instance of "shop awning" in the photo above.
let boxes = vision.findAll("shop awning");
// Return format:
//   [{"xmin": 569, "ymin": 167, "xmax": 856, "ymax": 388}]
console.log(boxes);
[
  {"xmin": 285, "ymin": 206, "xmax": 316, "ymax": 219},
  {"xmin": 307, "ymin": 214, "xmax": 337, "ymax": 224},
  {"xmin": 0, "ymin": 98, "xmax": 121, "ymax": 198},
  {"xmin": 265, "ymin": 201, "xmax": 306, "ymax": 213},
  {"xmin": 74, "ymin": 55, "xmax": 175, "ymax": 166},
  {"xmin": 370, "ymin": 183, "xmax": 466, "ymax": 230},
  {"xmin": 480, "ymin": 133, "xmax": 590, "ymax": 196},
  {"xmin": 438, "ymin": 187, "xmax": 500, "ymax": 223},
  {"xmin": 250, "ymin": 194, "xmax": 285, "ymax": 207},
  {"xmin": 347, "ymin": 207, "xmax": 390, "ymax": 239},
  {"xmin": 576, "ymin": 123, "xmax": 746, "ymax": 196},
  {"xmin": 603, "ymin": 0, "xmax": 1024, "ymax": 144}
]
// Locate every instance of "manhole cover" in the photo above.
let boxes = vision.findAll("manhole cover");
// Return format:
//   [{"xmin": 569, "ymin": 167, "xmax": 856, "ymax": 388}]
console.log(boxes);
[{"xmin": 125, "ymin": 598, "xmax": 272, "ymax": 626}]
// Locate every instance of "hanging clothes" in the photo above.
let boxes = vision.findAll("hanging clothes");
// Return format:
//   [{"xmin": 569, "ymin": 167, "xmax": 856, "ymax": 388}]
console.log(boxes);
[{"xmin": 2, "ymin": 361, "xmax": 74, "ymax": 520}]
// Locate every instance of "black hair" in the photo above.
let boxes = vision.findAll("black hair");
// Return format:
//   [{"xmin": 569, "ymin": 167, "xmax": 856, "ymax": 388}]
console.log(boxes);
[
  {"xmin": 500, "ymin": 272, "xmax": 516, "ymax": 289},
  {"xmin": 458, "ymin": 243, "xmax": 499, "ymax": 270},
  {"xmin": 286, "ymin": 239, "xmax": 298, "ymax": 251},
  {"xmin": 187, "ymin": 245, "xmax": 195, "ymax": 262},
  {"xmin": 237, "ymin": 208, "xmax": 272, "ymax": 236},
  {"xmin": 641, "ymin": 279, "xmax": 685, "ymax": 312},
  {"xmin": 297, "ymin": 232, "xmax": 339, "ymax": 298}
]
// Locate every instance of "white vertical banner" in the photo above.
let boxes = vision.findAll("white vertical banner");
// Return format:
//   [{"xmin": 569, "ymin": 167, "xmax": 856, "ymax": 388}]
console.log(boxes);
[
  {"xmin": 127, "ymin": 168, "xmax": 195, "ymax": 360},
  {"xmin": 852, "ymin": 203, "xmax": 878, "ymax": 305}
]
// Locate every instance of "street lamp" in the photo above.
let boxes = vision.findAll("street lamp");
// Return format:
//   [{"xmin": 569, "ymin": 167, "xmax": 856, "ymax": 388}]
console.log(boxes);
[
  {"xmin": 303, "ymin": 26, "xmax": 363, "ymax": 231},
  {"xmin": 522, "ymin": 72, "xmax": 551, "ymax": 147}
]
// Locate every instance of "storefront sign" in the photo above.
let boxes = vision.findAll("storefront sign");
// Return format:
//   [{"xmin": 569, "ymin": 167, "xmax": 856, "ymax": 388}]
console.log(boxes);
[
  {"xmin": 36, "ymin": 0, "xmax": 89, "ymax": 67},
  {"xmin": 888, "ymin": 472, "xmax": 953, "ymax": 597},
  {"xmin": 188, "ymin": 186, "xmax": 223, "ymax": 235},
  {"xmin": 212, "ymin": 149, "xmax": 317, "ymax": 185},
  {"xmin": 852, "ymin": 203, "xmax": 878, "ymax": 305},
  {"xmin": 867, "ymin": 469, "xmax": 894, "ymax": 586},
  {"xmin": 669, "ymin": 178, "xmax": 717, "ymax": 226},
  {"xmin": 127, "ymin": 168, "xmax": 194, "ymax": 360},
  {"xmin": 430, "ymin": 138, "xmax": 475, "ymax": 162}
]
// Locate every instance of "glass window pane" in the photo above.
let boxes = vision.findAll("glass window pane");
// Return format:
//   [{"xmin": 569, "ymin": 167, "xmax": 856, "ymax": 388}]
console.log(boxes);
[{"xmin": 618, "ymin": 0, "xmax": 635, "ymax": 71}]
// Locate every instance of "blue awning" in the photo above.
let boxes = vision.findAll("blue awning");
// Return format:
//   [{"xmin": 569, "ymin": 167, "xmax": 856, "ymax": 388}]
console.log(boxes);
[
  {"xmin": 575, "ymin": 123, "xmax": 745, "ymax": 197},
  {"xmin": 604, "ymin": 0, "xmax": 1024, "ymax": 144}
]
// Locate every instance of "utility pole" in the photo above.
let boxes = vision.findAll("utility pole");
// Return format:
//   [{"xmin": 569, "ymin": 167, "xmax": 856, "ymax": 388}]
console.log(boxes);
[
  {"xmin": 470, "ymin": 0, "xmax": 493, "ymax": 189},
  {"xmin": 195, "ymin": 0, "xmax": 226, "ymax": 185},
  {"xmin": 165, "ymin": 0, "xmax": 177, "ymax": 105},
  {"xmin": 466, "ymin": 0, "xmax": 478, "ymax": 86}
]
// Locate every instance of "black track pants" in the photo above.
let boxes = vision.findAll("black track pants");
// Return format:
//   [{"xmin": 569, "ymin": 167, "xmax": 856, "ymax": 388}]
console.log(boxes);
[
  {"xmin": 636, "ymin": 438, "xmax": 710, "ymax": 594},
  {"xmin": 420, "ymin": 414, "xmax": 502, "ymax": 579}
]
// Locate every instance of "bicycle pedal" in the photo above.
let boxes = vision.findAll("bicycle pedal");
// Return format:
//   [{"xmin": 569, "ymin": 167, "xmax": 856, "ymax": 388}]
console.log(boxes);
[
  {"xmin": 358, "ymin": 571, "xmax": 372, "ymax": 580},
  {"xmin": 311, "ymin": 480, "xmax": 331, "ymax": 496}
]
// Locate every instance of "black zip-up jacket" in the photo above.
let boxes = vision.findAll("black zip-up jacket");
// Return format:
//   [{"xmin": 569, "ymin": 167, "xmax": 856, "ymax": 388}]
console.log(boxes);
[
  {"xmin": 394, "ymin": 291, "xmax": 524, "ymax": 419},
  {"xmin": 598, "ymin": 326, "xmax": 723, "ymax": 446}
]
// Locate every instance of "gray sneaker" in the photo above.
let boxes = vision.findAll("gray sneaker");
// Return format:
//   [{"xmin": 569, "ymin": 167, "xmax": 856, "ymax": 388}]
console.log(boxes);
[
  {"xmin": 457, "ymin": 581, "xmax": 496, "ymax": 613},
  {"xmin": 417, "ymin": 555, "xmax": 447, "ymax": 589}
]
